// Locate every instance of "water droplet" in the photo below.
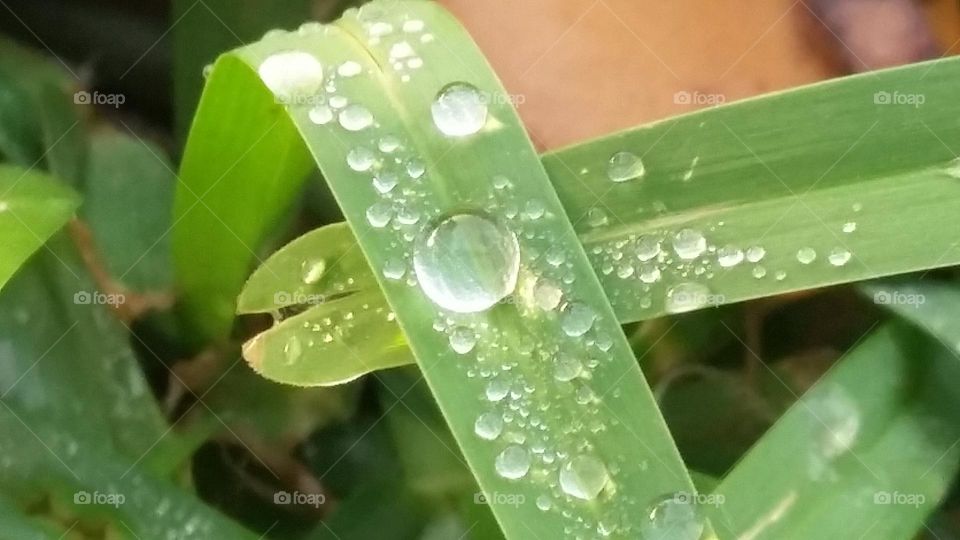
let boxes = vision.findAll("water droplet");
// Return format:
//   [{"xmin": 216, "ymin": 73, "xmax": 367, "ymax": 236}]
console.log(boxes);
[
  {"xmin": 828, "ymin": 248, "xmax": 851, "ymax": 267},
  {"xmin": 752, "ymin": 266, "xmax": 767, "ymax": 279},
  {"xmin": 523, "ymin": 199, "xmax": 545, "ymax": 220},
  {"xmin": 536, "ymin": 495, "xmax": 552, "ymax": 511},
  {"xmin": 545, "ymin": 246, "xmax": 566, "ymax": 267},
  {"xmin": 559, "ymin": 455, "xmax": 609, "ymax": 501},
  {"xmin": 636, "ymin": 235, "xmax": 661, "ymax": 261},
  {"xmin": 378, "ymin": 136, "xmax": 401, "ymax": 153},
  {"xmin": 796, "ymin": 247, "xmax": 817, "ymax": 265},
  {"xmin": 640, "ymin": 494, "xmax": 705, "ymax": 540},
  {"xmin": 665, "ymin": 282, "xmax": 712, "ymax": 314},
  {"xmin": 587, "ymin": 208, "xmax": 609, "ymax": 227},
  {"xmin": 672, "ymin": 229, "xmax": 706, "ymax": 260},
  {"xmin": 533, "ymin": 280, "xmax": 563, "ymax": 311},
  {"xmin": 842, "ymin": 222, "xmax": 857, "ymax": 233},
  {"xmin": 301, "ymin": 259, "xmax": 326, "ymax": 285},
  {"xmin": 474, "ymin": 412, "xmax": 503, "ymax": 440},
  {"xmin": 616, "ymin": 264, "xmax": 634, "ymax": 279},
  {"xmin": 406, "ymin": 159, "xmax": 426, "ymax": 179},
  {"xmin": 775, "ymin": 270, "xmax": 787, "ymax": 281},
  {"xmin": 639, "ymin": 263, "xmax": 661, "ymax": 284},
  {"xmin": 449, "ymin": 326, "xmax": 477, "ymax": 354},
  {"xmin": 607, "ymin": 151, "xmax": 645, "ymax": 183},
  {"xmin": 373, "ymin": 172, "xmax": 399, "ymax": 194},
  {"xmin": 328, "ymin": 95, "xmax": 348, "ymax": 109},
  {"xmin": 561, "ymin": 302, "xmax": 596, "ymax": 337},
  {"xmin": 382, "ymin": 259, "xmax": 406, "ymax": 280},
  {"xmin": 413, "ymin": 213, "xmax": 520, "ymax": 313},
  {"xmin": 403, "ymin": 19, "xmax": 425, "ymax": 33},
  {"xmin": 745, "ymin": 246, "xmax": 766, "ymax": 263},
  {"xmin": 495, "ymin": 445, "xmax": 531, "ymax": 480},
  {"xmin": 389, "ymin": 41, "xmax": 415, "ymax": 59},
  {"xmin": 347, "ymin": 147, "xmax": 375, "ymax": 171},
  {"xmin": 339, "ymin": 104, "xmax": 374, "ymax": 131},
  {"xmin": 367, "ymin": 21, "xmax": 394, "ymax": 37},
  {"xmin": 308, "ymin": 104, "xmax": 334, "ymax": 125},
  {"xmin": 431, "ymin": 82, "xmax": 488, "ymax": 137},
  {"xmin": 337, "ymin": 61, "xmax": 363, "ymax": 77},
  {"xmin": 366, "ymin": 202, "xmax": 392, "ymax": 228},
  {"xmin": 716, "ymin": 245, "xmax": 743, "ymax": 268},
  {"xmin": 283, "ymin": 335, "xmax": 303, "ymax": 364},
  {"xmin": 258, "ymin": 51, "xmax": 324, "ymax": 104},
  {"xmin": 554, "ymin": 354, "xmax": 583, "ymax": 382},
  {"xmin": 485, "ymin": 377, "xmax": 510, "ymax": 402}
]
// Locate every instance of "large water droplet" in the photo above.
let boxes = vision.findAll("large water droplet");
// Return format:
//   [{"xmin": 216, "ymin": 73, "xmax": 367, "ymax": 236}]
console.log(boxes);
[
  {"xmin": 607, "ymin": 151, "xmax": 645, "ymax": 183},
  {"xmin": 559, "ymin": 455, "xmax": 609, "ymax": 501},
  {"xmin": 485, "ymin": 377, "xmax": 510, "ymax": 402},
  {"xmin": 640, "ymin": 494, "xmax": 705, "ymax": 540},
  {"xmin": 373, "ymin": 172, "xmax": 399, "ymax": 194},
  {"xmin": 495, "ymin": 445, "xmax": 531, "ymax": 480},
  {"xmin": 665, "ymin": 282, "xmax": 713, "ymax": 314},
  {"xmin": 561, "ymin": 302, "xmax": 596, "ymax": 337},
  {"xmin": 449, "ymin": 326, "xmax": 477, "ymax": 354},
  {"xmin": 431, "ymin": 82, "xmax": 488, "ymax": 137},
  {"xmin": 413, "ymin": 213, "xmax": 520, "ymax": 313},
  {"xmin": 301, "ymin": 259, "xmax": 326, "ymax": 285},
  {"xmin": 258, "ymin": 51, "xmax": 324, "ymax": 104},
  {"xmin": 339, "ymin": 104, "xmax": 374, "ymax": 131},
  {"xmin": 474, "ymin": 412, "xmax": 503, "ymax": 440},
  {"xmin": 745, "ymin": 246, "xmax": 766, "ymax": 263},
  {"xmin": 716, "ymin": 245, "xmax": 743, "ymax": 268},
  {"xmin": 672, "ymin": 229, "xmax": 706, "ymax": 260},
  {"xmin": 553, "ymin": 354, "xmax": 583, "ymax": 382}
]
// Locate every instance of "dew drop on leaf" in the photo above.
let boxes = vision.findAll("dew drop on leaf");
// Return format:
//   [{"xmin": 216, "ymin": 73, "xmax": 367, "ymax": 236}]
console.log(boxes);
[
  {"xmin": 559, "ymin": 455, "xmax": 609, "ymax": 500},
  {"xmin": 495, "ymin": 445, "xmax": 531, "ymax": 480},
  {"xmin": 474, "ymin": 412, "xmax": 503, "ymax": 440},
  {"xmin": 413, "ymin": 213, "xmax": 520, "ymax": 313},
  {"xmin": 431, "ymin": 82, "xmax": 488, "ymax": 137},
  {"xmin": 449, "ymin": 326, "xmax": 477, "ymax": 354},
  {"xmin": 797, "ymin": 247, "xmax": 817, "ymax": 265},
  {"xmin": 607, "ymin": 151, "xmax": 645, "ymax": 183},
  {"xmin": 561, "ymin": 302, "xmax": 596, "ymax": 337},
  {"xmin": 257, "ymin": 51, "xmax": 324, "ymax": 104},
  {"xmin": 339, "ymin": 104, "xmax": 374, "ymax": 131}
]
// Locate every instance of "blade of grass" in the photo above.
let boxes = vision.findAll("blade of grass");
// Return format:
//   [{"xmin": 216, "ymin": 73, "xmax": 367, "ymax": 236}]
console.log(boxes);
[
  {"xmin": 183, "ymin": 2, "xmax": 697, "ymax": 537},
  {"xmin": 709, "ymin": 321, "xmax": 960, "ymax": 539}
]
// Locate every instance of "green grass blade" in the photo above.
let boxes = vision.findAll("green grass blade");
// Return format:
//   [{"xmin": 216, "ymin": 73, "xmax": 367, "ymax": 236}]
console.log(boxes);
[
  {"xmin": 710, "ymin": 321, "xmax": 960, "ymax": 539},
  {"xmin": 0, "ymin": 166, "xmax": 79, "ymax": 290},
  {"xmin": 182, "ymin": 1, "xmax": 696, "ymax": 536}
]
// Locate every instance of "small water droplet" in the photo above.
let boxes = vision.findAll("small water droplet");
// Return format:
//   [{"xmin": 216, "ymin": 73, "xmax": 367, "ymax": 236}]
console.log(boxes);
[
  {"xmin": 639, "ymin": 263, "xmax": 661, "ymax": 284},
  {"xmin": 554, "ymin": 354, "xmax": 583, "ymax": 382},
  {"xmin": 533, "ymin": 280, "xmax": 563, "ymax": 311},
  {"xmin": 367, "ymin": 21, "xmax": 394, "ymax": 37},
  {"xmin": 672, "ymin": 229, "xmax": 706, "ymax": 260},
  {"xmin": 752, "ymin": 265, "xmax": 767, "ymax": 279},
  {"xmin": 797, "ymin": 247, "xmax": 817, "ymax": 265},
  {"xmin": 389, "ymin": 41, "xmax": 415, "ymax": 59},
  {"xmin": 329, "ymin": 95, "xmax": 348, "ymax": 109},
  {"xmin": 406, "ymin": 159, "xmax": 426, "ymax": 178},
  {"xmin": 485, "ymin": 377, "xmax": 510, "ymax": 402},
  {"xmin": 347, "ymin": 147, "xmax": 376, "ymax": 171},
  {"xmin": 258, "ymin": 51, "xmax": 324, "ymax": 104},
  {"xmin": 283, "ymin": 335, "xmax": 303, "ymax": 364},
  {"xmin": 366, "ymin": 201, "xmax": 392, "ymax": 228},
  {"xmin": 337, "ymin": 61, "xmax": 363, "ymax": 77},
  {"xmin": 413, "ymin": 213, "xmax": 520, "ymax": 313},
  {"xmin": 587, "ymin": 208, "xmax": 608, "ymax": 227},
  {"xmin": 636, "ymin": 235, "xmax": 661, "ymax": 261},
  {"xmin": 561, "ymin": 302, "xmax": 596, "ymax": 337},
  {"xmin": 378, "ymin": 135, "xmax": 401, "ymax": 153},
  {"xmin": 431, "ymin": 82, "xmax": 488, "ymax": 137},
  {"xmin": 474, "ymin": 412, "xmax": 503, "ymax": 440},
  {"xmin": 301, "ymin": 259, "xmax": 326, "ymax": 285},
  {"xmin": 828, "ymin": 248, "xmax": 851, "ymax": 267},
  {"xmin": 745, "ymin": 246, "xmax": 766, "ymax": 263},
  {"xmin": 536, "ymin": 495, "xmax": 552, "ymax": 511},
  {"xmin": 842, "ymin": 222, "xmax": 857, "ymax": 233},
  {"xmin": 523, "ymin": 199, "xmax": 545, "ymax": 220},
  {"xmin": 382, "ymin": 259, "xmax": 406, "ymax": 280},
  {"xmin": 373, "ymin": 172, "xmax": 399, "ymax": 194},
  {"xmin": 495, "ymin": 445, "xmax": 531, "ymax": 480},
  {"xmin": 403, "ymin": 19, "xmax": 425, "ymax": 33},
  {"xmin": 716, "ymin": 245, "xmax": 743, "ymax": 268},
  {"xmin": 640, "ymin": 494, "xmax": 705, "ymax": 540},
  {"xmin": 607, "ymin": 151, "xmax": 645, "ymax": 183},
  {"xmin": 666, "ymin": 282, "xmax": 712, "ymax": 314},
  {"xmin": 308, "ymin": 104, "xmax": 334, "ymax": 125},
  {"xmin": 559, "ymin": 455, "xmax": 609, "ymax": 501},
  {"xmin": 339, "ymin": 104, "xmax": 374, "ymax": 131},
  {"xmin": 449, "ymin": 326, "xmax": 477, "ymax": 354},
  {"xmin": 775, "ymin": 270, "xmax": 787, "ymax": 281}
]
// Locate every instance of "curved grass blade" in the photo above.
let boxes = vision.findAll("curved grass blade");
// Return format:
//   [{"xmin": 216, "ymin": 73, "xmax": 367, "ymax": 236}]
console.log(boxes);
[
  {"xmin": 709, "ymin": 321, "xmax": 960, "ymax": 539},
  {"xmin": 0, "ymin": 165, "xmax": 79, "ymax": 290},
  {"xmin": 186, "ymin": 1, "xmax": 697, "ymax": 536}
]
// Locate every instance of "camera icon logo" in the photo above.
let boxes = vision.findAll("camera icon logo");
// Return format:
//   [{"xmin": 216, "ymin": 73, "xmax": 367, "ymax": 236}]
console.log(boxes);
[
  {"xmin": 274, "ymin": 491, "xmax": 292, "ymax": 505},
  {"xmin": 74, "ymin": 491, "xmax": 91, "ymax": 505}
]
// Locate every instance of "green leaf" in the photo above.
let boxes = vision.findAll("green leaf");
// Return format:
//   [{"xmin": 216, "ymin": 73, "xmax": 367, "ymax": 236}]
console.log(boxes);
[
  {"xmin": 179, "ymin": 2, "xmax": 695, "ymax": 537},
  {"xmin": 0, "ymin": 166, "xmax": 79, "ymax": 290},
  {"xmin": 82, "ymin": 129, "xmax": 174, "ymax": 292},
  {"xmin": 710, "ymin": 321, "xmax": 960, "ymax": 539}
]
